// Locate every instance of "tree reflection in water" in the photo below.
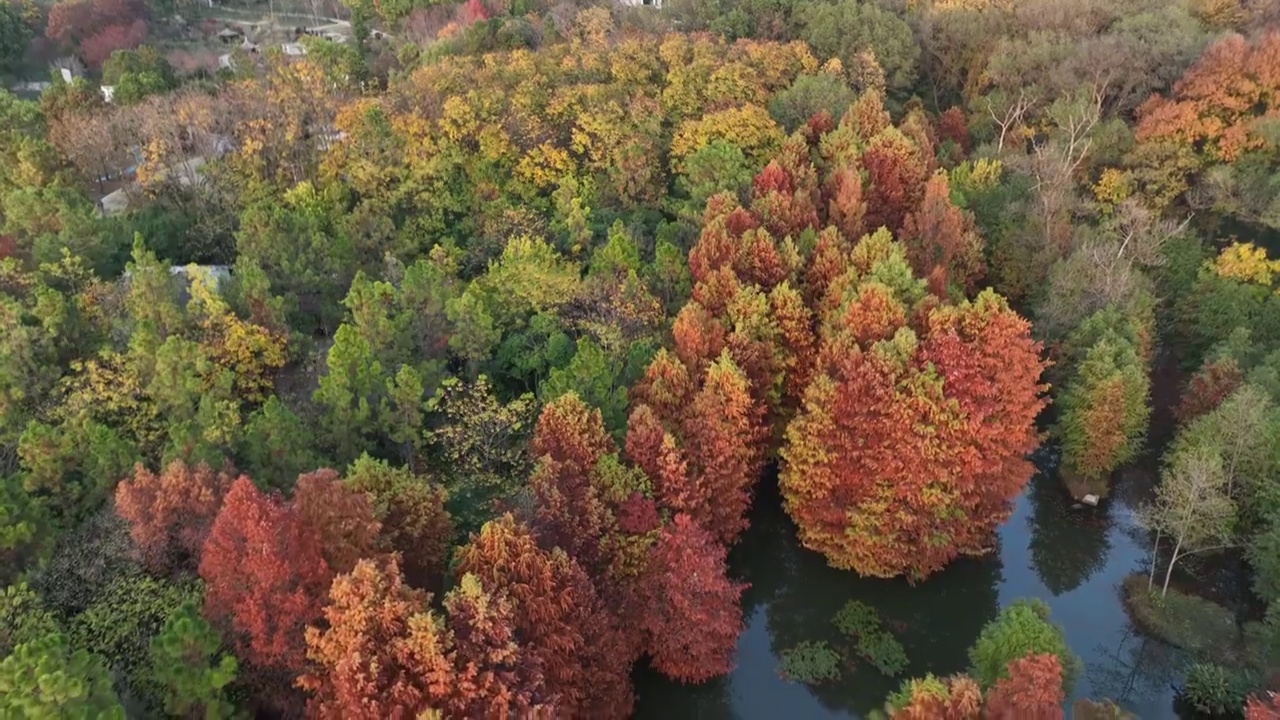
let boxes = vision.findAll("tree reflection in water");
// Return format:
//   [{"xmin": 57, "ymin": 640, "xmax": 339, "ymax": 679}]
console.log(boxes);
[
  {"xmin": 1087, "ymin": 627, "xmax": 1189, "ymax": 707},
  {"xmin": 1027, "ymin": 452, "xmax": 1114, "ymax": 595}
]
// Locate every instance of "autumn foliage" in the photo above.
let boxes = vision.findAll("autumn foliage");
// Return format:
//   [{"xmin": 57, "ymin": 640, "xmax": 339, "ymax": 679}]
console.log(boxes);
[
  {"xmin": 886, "ymin": 656, "xmax": 1064, "ymax": 720},
  {"xmin": 900, "ymin": 171, "xmax": 985, "ymax": 295},
  {"xmin": 1175, "ymin": 357, "xmax": 1243, "ymax": 424},
  {"xmin": 983, "ymin": 654, "xmax": 1066, "ymax": 719},
  {"xmin": 637, "ymin": 514, "xmax": 745, "ymax": 683},
  {"xmin": 198, "ymin": 477, "xmax": 332, "ymax": 677},
  {"xmin": 1136, "ymin": 31, "xmax": 1280, "ymax": 163},
  {"xmin": 454, "ymin": 514, "xmax": 633, "ymax": 716},
  {"xmin": 782, "ymin": 285, "xmax": 1046, "ymax": 579},
  {"xmin": 115, "ymin": 460, "xmax": 237, "ymax": 574},
  {"xmin": 298, "ymin": 558, "xmax": 450, "ymax": 719},
  {"xmin": 343, "ymin": 456, "xmax": 452, "ymax": 592},
  {"xmin": 1247, "ymin": 693, "xmax": 1280, "ymax": 720},
  {"xmin": 629, "ymin": 105, "xmax": 1043, "ymax": 580},
  {"xmin": 889, "ymin": 674, "xmax": 984, "ymax": 719},
  {"xmin": 292, "ymin": 469, "xmax": 382, "ymax": 576}
]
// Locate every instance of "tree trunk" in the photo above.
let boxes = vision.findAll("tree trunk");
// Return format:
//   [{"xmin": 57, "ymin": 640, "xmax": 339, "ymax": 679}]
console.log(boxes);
[
  {"xmin": 1148, "ymin": 527, "xmax": 1162, "ymax": 590},
  {"xmin": 1161, "ymin": 537, "xmax": 1183, "ymax": 598}
]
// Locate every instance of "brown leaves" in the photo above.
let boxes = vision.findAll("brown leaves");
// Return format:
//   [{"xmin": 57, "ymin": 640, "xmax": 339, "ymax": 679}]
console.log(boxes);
[
  {"xmin": 115, "ymin": 460, "xmax": 237, "ymax": 575},
  {"xmin": 637, "ymin": 514, "xmax": 745, "ymax": 683}
]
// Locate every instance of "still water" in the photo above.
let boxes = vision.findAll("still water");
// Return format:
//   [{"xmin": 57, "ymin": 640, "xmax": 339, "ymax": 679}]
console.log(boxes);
[{"xmin": 633, "ymin": 456, "xmax": 1186, "ymax": 719}]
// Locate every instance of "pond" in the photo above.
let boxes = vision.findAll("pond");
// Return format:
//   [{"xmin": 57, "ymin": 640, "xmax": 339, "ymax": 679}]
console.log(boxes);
[{"xmin": 632, "ymin": 452, "xmax": 1190, "ymax": 719}]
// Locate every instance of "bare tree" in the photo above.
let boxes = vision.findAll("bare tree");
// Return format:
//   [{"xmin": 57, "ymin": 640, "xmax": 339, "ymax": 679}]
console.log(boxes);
[
  {"xmin": 1141, "ymin": 443, "xmax": 1236, "ymax": 597},
  {"xmin": 1084, "ymin": 199, "xmax": 1191, "ymax": 305}
]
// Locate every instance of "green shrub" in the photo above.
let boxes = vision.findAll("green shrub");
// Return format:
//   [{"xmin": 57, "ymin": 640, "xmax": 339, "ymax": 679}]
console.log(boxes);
[
  {"xmin": 779, "ymin": 640, "xmax": 842, "ymax": 685},
  {"xmin": 1180, "ymin": 662, "xmax": 1253, "ymax": 716},
  {"xmin": 832, "ymin": 599, "xmax": 909, "ymax": 677},
  {"xmin": 0, "ymin": 583, "xmax": 59, "ymax": 657},
  {"xmin": 70, "ymin": 575, "xmax": 202, "ymax": 709},
  {"xmin": 833, "ymin": 599, "xmax": 880, "ymax": 638},
  {"xmin": 969, "ymin": 598, "xmax": 1080, "ymax": 692},
  {"xmin": 859, "ymin": 629, "xmax": 908, "ymax": 677}
]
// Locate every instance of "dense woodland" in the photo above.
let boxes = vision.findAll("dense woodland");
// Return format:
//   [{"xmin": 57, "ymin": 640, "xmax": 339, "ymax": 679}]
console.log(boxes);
[{"xmin": 2, "ymin": 0, "xmax": 1280, "ymax": 716}]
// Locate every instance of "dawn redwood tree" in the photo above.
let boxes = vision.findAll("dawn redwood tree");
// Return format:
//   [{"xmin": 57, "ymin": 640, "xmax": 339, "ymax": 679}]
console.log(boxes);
[
  {"xmin": 1056, "ymin": 330, "xmax": 1150, "ymax": 498},
  {"xmin": 1175, "ymin": 358, "xmax": 1243, "ymax": 425},
  {"xmin": 900, "ymin": 171, "xmax": 985, "ymax": 296},
  {"xmin": 860, "ymin": 127, "xmax": 928, "ymax": 235},
  {"xmin": 675, "ymin": 354, "xmax": 761, "ymax": 545},
  {"xmin": 823, "ymin": 166, "xmax": 866, "ymax": 245},
  {"xmin": 968, "ymin": 600, "xmax": 1079, "ymax": 693},
  {"xmin": 888, "ymin": 675, "xmax": 984, "ymax": 719},
  {"xmin": 983, "ymin": 654, "xmax": 1066, "ymax": 720},
  {"xmin": 114, "ymin": 460, "xmax": 237, "ymax": 574},
  {"xmin": 638, "ymin": 514, "xmax": 745, "ymax": 683},
  {"xmin": 919, "ymin": 292, "xmax": 1048, "ymax": 557},
  {"xmin": 292, "ymin": 469, "xmax": 383, "ymax": 575},
  {"xmin": 528, "ymin": 394, "xmax": 613, "ymax": 572},
  {"xmin": 442, "ymin": 573, "xmax": 545, "ymax": 717},
  {"xmin": 781, "ymin": 282, "xmax": 1047, "ymax": 579},
  {"xmin": 298, "ymin": 558, "xmax": 451, "ymax": 718},
  {"xmin": 749, "ymin": 138, "xmax": 821, "ymax": 242},
  {"xmin": 454, "ymin": 514, "xmax": 632, "ymax": 717},
  {"xmin": 198, "ymin": 477, "xmax": 332, "ymax": 680}
]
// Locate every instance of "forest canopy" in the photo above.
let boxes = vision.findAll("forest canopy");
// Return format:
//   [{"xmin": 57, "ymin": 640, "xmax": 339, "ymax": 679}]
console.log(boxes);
[{"xmin": 1, "ymin": 0, "xmax": 1279, "ymax": 715}]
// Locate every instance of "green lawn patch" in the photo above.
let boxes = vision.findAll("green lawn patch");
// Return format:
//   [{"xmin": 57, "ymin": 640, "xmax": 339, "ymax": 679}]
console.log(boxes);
[{"xmin": 1122, "ymin": 574, "xmax": 1266, "ymax": 668}]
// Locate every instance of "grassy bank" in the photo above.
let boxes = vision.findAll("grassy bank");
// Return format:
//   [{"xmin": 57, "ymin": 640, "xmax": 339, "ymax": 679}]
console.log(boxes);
[{"xmin": 1121, "ymin": 574, "xmax": 1266, "ymax": 668}]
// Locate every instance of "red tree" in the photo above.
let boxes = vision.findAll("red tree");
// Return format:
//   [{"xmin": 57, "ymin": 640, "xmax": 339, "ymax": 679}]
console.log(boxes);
[
  {"xmin": 749, "ymin": 138, "xmax": 821, "ymax": 242},
  {"xmin": 628, "ymin": 348, "xmax": 693, "ymax": 424},
  {"xmin": 199, "ymin": 477, "xmax": 332, "ymax": 677},
  {"xmin": 1175, "ymin": 357, "xmax": 1243, "ymax": 424},
  {"xmin": 625, "ymin": 404, "xmax": 690, "ymax": 506},
  {"xmin": 934, "ymin": 106, "xmax": 971, "ymax": 154},
  {"xmin": 79, "ymin": 20, "xmax": 147, "ymax": 68},
  {"xmin": 900, "ymin": 171, "xmax": 985, "ymax": 295},
  {"xmin": 443, "ymin": 573, "xmax": 546, "ymax": 717},
  {"xmin": 805, "ymin": 226, "xmax": 851, "ymax": 307},
  {"xmin": 675, "ymin": 354, "xmax": 761, "ymax": 545},
  {"xmin": 298, "ymin": 558, "xmax": 453, "ymax": 718},
  {"xmin": 638, "ymin": 514, "xmax": 745, "ymax": 683},
  {"xmin": 861, "ymin": 128, "xmax": 928, "ymax": 235},
  {"xmin": 919, "ymin": 291, "xmax": 1048, "ymax": 558},
  {"xmin": 114, "ymin": 460, "xmax": 237, "ymax": 574},
  {"xmin": 1247, "ymin": 692, "xmax": 1280, "ymax": 720},
  {"xmin": 780, "ymin": 287, "xmax": 1047, "ymax": 579},
  {"xmin": 528, "ymin": 394, "xmax": 613, "ymax": 574},
  {"xmin": 824, "ymin": 165, "xmax": 866, "ymax": 243},
  {"xmin": 457, "ymin": 0, "xmax": 489, "ymax": 25},
  {"xmin": 983, "ymin": 654, "xmax": 1066, "ymax": 720},
  {"xmin": 46, "ymin": 0, "xmax": 94, "ymax": 46},
  {"xmin": 292, "ymin": 469, "xmax": 383, "ymax": 575},
  {"xmin": 454, "ymin": 515, "xmax": 633, "ymax": 717}
]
